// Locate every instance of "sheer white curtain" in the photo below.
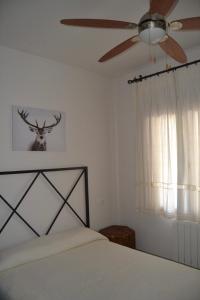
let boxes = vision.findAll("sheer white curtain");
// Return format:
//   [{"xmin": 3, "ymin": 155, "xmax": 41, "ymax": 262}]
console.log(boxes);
[{"xmin": 135, "ymin": 64, "xmax": 200, "ymax": 223}]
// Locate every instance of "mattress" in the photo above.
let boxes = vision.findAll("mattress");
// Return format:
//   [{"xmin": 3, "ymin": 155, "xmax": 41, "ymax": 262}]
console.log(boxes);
[{"xmin": 0, "ymin": 227, "xmax": 199, "ymax": 300}]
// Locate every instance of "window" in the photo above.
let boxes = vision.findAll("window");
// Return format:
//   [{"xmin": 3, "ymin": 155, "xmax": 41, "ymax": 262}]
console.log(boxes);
[{"xmin": 135, "ymin": 66, "xmax": 200, "ymax": 222}]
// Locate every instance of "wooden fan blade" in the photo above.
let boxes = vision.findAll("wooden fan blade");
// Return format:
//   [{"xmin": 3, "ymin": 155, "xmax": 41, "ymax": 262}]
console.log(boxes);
[
  {"xmin": 159, "ymin": 35, "xmax": 187, "ymax": 63},
  {"xmin": 170, "ymin": 17, "xmax": 200, "ymax": 31},
  {"xmin": 150, "ymin": 0, "xmax": 178, "ymax": 16},
  {"xmin": 60, "ymin": 19, "xmax": 137, "ymax": 29},
  {"xmin": 99, "ymin": 36, "xmax": 140, "ymax": 62}
]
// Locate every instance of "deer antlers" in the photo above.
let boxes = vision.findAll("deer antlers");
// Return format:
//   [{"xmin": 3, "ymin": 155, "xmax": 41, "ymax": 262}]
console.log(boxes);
[
  {"xmin": 43, "ymin": 114, "xmax": 62, "ymax": 129},
  {"xmin": 18, "ymin": 109, "xmax": 62, "ymax": 129},
  {"xmin": 18, "ymin": 110, "xmax": 38, "ymax": 128}
]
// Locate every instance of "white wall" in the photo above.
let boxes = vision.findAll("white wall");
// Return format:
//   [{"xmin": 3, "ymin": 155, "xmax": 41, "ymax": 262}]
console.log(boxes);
[
  {"xmin": 0, "ymin": 46, "xmax": 116, "ymax": 249},
  {"xmin": 112, "ymin": 45, "xmax": 200, "ymax": 260}
]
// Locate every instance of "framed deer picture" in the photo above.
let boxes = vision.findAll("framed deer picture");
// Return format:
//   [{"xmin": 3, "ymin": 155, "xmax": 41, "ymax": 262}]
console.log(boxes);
[{"xmin": 12, "ymin": 105, "xmax": 65, "ymax": 151}]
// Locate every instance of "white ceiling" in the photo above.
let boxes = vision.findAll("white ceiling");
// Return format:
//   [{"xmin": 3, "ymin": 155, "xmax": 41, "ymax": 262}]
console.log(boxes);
[{"xmin": 0, "ymin": 0, "xmax": 200, "ymax": 76}]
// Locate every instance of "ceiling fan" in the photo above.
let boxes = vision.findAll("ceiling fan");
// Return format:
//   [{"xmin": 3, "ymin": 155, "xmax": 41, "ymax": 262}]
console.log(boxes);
[{"xmin": 60, "ymin": 0, "xmax": 200, "ymax": 64}]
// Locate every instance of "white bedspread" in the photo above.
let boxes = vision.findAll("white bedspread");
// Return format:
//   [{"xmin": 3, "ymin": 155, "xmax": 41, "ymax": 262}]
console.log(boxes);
[{"xmin": 0, "ymin": 229, "xmax": 199, "ymax": 300}]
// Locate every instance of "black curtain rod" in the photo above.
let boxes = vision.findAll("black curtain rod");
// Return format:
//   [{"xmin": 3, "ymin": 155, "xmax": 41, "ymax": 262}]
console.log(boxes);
[{"xmin": 128, "ymin": 58, "xmax": 200, "ymax": 84}]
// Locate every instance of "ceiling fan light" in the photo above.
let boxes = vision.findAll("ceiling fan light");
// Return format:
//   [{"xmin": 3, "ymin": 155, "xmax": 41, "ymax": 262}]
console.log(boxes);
[
  {"xmin": 170, "ymin": 21, "xmax": 183, "ymax": 31},
  {"xmin": 139, "ymin": 27, "xmax": 166, "ymax": 44}
]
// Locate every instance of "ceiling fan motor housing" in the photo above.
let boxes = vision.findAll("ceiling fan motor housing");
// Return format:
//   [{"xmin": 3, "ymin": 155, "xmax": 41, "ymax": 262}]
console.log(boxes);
[{"xmin": 139, "ymin": 13, "xmax": 167, "ymax": 45}]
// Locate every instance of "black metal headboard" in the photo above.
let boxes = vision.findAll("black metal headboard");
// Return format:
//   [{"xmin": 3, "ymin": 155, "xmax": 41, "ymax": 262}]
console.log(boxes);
[{"xmin": 0, "ymin": 167, "xmax": 90, "ymax": 237}]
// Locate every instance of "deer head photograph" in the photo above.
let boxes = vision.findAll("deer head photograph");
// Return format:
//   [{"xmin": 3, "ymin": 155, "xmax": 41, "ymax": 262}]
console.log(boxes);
[{"xmin": 12, "ymin": 106, "xmax": 65, "ymax": 151}]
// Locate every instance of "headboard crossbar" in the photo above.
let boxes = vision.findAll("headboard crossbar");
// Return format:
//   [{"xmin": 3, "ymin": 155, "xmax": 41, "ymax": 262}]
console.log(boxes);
[{"xmin": 0, "ymin": 167, "xmax": 90, "ymax": 238}]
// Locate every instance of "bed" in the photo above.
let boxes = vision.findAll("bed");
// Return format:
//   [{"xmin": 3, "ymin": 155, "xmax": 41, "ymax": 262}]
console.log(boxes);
[
  {"xmin": 0, "ymin": 227, "xmax": 199, "ymax": 300},
  {"xmin": 0, "ymin": 168, "xmax": 199, "ymax": 300}
]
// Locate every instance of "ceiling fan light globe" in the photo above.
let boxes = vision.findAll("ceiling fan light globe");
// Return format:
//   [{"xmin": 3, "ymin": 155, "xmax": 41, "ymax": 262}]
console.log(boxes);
[
  {"xmin": 139, "ymin": 27, "xmax": 166, "ymax": 44},
  {"xmin": 170, "ymin": 21, "xmax": 183, "ymax": 31},
  {"xmin": 138, "ymin": 13, "xmax": 167, "ymax": 45}
]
